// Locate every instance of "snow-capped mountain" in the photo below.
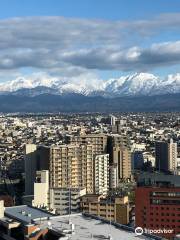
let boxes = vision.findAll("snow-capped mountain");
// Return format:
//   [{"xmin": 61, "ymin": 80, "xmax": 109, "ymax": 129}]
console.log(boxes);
[{"xmin": 1, "ymin": 72, "xmax": 180, "ymax": 97}]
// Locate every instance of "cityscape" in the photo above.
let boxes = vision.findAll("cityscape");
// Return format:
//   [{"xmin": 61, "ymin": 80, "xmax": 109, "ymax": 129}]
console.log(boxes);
[
  {"xmin": 0, "ymin": 0, "xmax": 180, "ymax": 240},
  {"xmin": 0, "ymin": 113, "xmax": 179, "ymax": 239}
]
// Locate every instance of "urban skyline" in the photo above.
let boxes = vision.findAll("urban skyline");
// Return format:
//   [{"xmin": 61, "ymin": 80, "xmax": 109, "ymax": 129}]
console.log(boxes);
[{"xmin": 0, "ymin": 1, "xmax": 180, "ymax": 240}]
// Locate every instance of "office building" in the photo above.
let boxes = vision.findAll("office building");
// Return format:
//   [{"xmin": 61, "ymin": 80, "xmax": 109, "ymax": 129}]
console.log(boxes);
[
  {"xmin": 131, "ymin": 151, "xmax": 144, "ymax": 170},
  {"xmin": 155, "ymin": 139, "xmax": 177, "ymax": 173},
  {"xmin": 135, "ymin": 173, "xmax": 180, "ymax": 239}
]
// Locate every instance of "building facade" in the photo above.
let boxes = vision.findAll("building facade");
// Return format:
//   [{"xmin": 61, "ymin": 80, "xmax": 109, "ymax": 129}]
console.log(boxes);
[
  {"xmin": 109, "ymin": 164, "xmax": 118, "ymax": 189},
  {"xmin": 24, "ymin": 144, "xmax": 37, "ymax": 195},
  {"xmin": 113, "ymin": 146, "xmax": 131, "ymax": 181},
  {"xmin": 81, "ymin": 194, "xmax": 130, "ymax": 225},
  {"xmin": 49, "ymin": 187, "xmax": 86, "ymax": 215},
  {"xmin": 155, "ymin": 139, "xmax": 177, "ymax": 173},
  {"xmin": 49, "ymin": 144, "xmax": 94, "ymax": 193},
  {"xmin": 136, "ymin": 186, "xmax": 180, "ymax": 239},
  {"xmin": 32, "ymin": 170, "xmax": 49, "ymax": 208},
  {"xmin": 70, "ymin": 134, "xmax": 108, "ymax": 155},
  {"xmin": 94, "ymin": 154, "xmax": 109, "ymax": 195}
]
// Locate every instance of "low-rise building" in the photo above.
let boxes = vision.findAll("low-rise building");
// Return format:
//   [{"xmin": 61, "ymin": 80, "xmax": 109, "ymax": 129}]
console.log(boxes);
[
  {"xmin": 0, "ymin": 200, "xmax": 152, "ymax": 240},
  {"xmin": 81, "ymin": 194, "xmax": 130, "ymax": 225},
  {"xmin": 49, "ymin": 187, "xmax": 86, "ymax": 215}
]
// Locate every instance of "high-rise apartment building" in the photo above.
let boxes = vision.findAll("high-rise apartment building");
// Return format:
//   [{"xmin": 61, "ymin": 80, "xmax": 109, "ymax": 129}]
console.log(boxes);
[
  {"xmin": 110, "ymin": 115, "xmax": 117, "ymax": 126},
  {"xmin": 109, "ymin": 164, "xmax": 118, "ymax": 189},
  {"xmin": 24, "ymin": 145, "xmax": 50, "ymax": 195},
  {"xmin": 94, "ymin": 154, "xmax": 109, "ymax": 195},
  {"xmin": 155, "ymin": 139, "xmax": 177, "ymax": 172},
  {"xmin": 24, "ymin": 144, "xmax": 37, "ymax": 195},
  {"xmin": 107, "ymin": 134, "xmax": 129, "ymax": 162},
  {"xmin": 70, "ymin": 134, "xmax": 108, "ymax": 155},
  {"xmin": 108, "ymin": 134, "xmax": 129, "ymax": 148},
  {"xmin": 113, "ymin": 146, "xmax": 131, "ymax": 181},
  {"xmin": 49, "ymin": 144, "xmax": 94, "ymax": 193},
  {"xmin": 24, "ymin": 143, "xmax": 97, "ymax": 194}
]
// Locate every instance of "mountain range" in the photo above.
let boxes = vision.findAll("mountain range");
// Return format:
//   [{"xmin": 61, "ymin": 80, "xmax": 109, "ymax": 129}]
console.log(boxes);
[
  {"xmin": 0, "ymin": 72, "xmax": 180, "ymax": 112},
  {"xmin": 1, "ymin": 72, "xmax": 180, "ymax": 97}
]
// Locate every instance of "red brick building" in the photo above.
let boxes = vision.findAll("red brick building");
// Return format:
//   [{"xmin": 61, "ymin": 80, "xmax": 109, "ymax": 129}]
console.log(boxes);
[{"xmin": 135, "ymin": 186, "xmax": 180, "ymax": 239}]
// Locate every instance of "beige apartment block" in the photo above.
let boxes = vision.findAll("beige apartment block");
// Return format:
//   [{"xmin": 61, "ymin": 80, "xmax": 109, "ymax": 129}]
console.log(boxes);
[
  {"xmin": 81, "ymin": 194, "xmax": 129, "ymax": 225},
  {"xmin": 113, "ymin": 146, "xmax": 131, "ymax": 181},
  {"xmin": 70, "ymin": 134, "xmax": 108, "ymax": 155},
  {"xmin": 49, "ymin": 144, "xmax": 94, "ymax": 193}
]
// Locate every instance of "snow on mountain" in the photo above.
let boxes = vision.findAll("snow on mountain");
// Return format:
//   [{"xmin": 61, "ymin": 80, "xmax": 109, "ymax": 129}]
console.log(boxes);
[
  {"xmin": 0, "ymin": 73, "xmax": 103, "ymax": 96},
  {"xmin": 103, "ymin": 73, "xmax": 160, "ymax": 96},
  {"xmin": 0, "ymin": 72, "xmax": 180, "ymax": 97},
  {"xmin": 0, "ymin": 75, "xmax": 59, "ymax": 92}
]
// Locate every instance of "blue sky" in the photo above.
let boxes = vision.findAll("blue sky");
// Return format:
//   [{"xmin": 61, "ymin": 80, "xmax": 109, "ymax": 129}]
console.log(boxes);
[
  {"xmin": 1, "ymin": 0, "xmax": 180, "ymax": 20},
  {"xmin": 0, "ymin": 0, "xmax": 180, "ymax": 82}
]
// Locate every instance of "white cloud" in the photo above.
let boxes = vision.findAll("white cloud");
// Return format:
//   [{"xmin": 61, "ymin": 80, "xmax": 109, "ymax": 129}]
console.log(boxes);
[{"xmin": 0, "ymin": 14, "xmax": 179, "ymax": 80}]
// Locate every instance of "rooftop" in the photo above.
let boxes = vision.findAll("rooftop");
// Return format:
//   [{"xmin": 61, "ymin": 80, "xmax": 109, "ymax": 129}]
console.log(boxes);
[
  {"xmin": 138, "ymin": 172, "xmax": 180, "ymax": 187},
  {"xmin": 38, "ymin": 213, "xmax": 156, "ymax": 240},
  {"xmin": 5, "ymin": 205, "xmax": 54, "ymax": 224}
]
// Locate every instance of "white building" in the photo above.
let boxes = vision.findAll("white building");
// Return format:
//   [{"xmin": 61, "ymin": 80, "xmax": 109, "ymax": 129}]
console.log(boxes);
[
  {"xmin": 94, "ymin": 154, "xmax": 109, "ymax": 195},
  {"xmin": 32, "ymin": 170, "xmax": 86, "ymax": 215},
  {"xmin": 32, "ymin": 170, "xmax": 49, "ymax": 208},
  {"xmin": 110, "ymin": 115, "xmax": 116, "ymax": 126},
  {"xmin": 109, "ymin": 164, "xmax": 118, "ymax": 189},
  {"xmin": 49, "ymin": 187, "xmax": 86, "ymax": 215}
]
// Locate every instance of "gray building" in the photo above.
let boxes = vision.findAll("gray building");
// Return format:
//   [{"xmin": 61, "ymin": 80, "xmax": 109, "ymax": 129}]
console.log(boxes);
[{"xmin": 155, "ymin": 139, "xmax": 177, "ymax": 173}]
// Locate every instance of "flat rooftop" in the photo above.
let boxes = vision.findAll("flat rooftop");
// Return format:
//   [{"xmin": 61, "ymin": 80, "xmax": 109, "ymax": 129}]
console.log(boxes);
[
  {"xmin": 5, "ymin": 205, "xmax": 54, "ymax": 224},
  {"xmin": 38, "ymin": 213, "xmax": 154, "ymax": 240}
]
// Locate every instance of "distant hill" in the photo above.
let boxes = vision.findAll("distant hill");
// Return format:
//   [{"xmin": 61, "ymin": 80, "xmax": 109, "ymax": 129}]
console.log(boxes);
[{"xmin": 0, "ymin": 92, "xmax": 180, "ymax": 113}]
